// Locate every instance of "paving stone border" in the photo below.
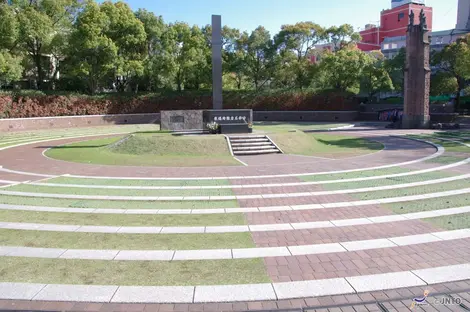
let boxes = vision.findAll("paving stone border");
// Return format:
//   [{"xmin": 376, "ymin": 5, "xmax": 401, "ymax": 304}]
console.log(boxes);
[
  {"xmin": 29, "ymin": 138, "xmax": 440, "ymax": 180},
  {"xmin": 1, "ymin": 188, "xmax": 470, "ymax": 215},
  {"xmin": 0, "ymin": 206, "xmax": 469, "ymax": 234},
  {"xmin": 1, "ymin": 264, "xmax": 468, "ymax": 303},
  {"xmin": 3, "ymin": 172, "xmax": 469, "ymax": 201},
  {"xmin": 0, "ymin": 131, "xmax": 131, "ymax": 152},
  {"xmin": 0, "ymin": 229, "xmax": 468, "ymax": 261},
  {"xmin": 27, "ymin": 157, "xmax": 470, "ymax": 190}
]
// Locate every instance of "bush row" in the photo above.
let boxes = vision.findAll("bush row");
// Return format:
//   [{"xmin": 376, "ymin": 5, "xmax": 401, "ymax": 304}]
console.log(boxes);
[{"xmin": 0, "ymin": 90, "xmax": 360, "ymax": 119}]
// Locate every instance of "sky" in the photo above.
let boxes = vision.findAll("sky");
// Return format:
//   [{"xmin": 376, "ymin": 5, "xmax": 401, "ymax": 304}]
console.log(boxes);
[{"xmin": 111, "ymin": 0, "xmax": 460, "ymax": 35}]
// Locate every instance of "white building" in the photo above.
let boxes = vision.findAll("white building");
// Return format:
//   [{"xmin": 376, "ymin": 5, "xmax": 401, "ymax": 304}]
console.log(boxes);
[{"xmin": 456, "ymin": 0, "xmax": 470, "ymax": 30}]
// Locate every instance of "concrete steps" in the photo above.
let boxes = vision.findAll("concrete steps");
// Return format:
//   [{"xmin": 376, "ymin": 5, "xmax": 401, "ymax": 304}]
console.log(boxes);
[{"xmin": 227, "ymin": 135, "xmax": 282, "ymax": 156}]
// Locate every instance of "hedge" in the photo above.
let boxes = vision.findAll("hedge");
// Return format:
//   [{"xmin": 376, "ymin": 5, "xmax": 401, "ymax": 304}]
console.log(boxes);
[{"xmin": 0, "ymin": 90, "xmax": 360, "ymax": 118}]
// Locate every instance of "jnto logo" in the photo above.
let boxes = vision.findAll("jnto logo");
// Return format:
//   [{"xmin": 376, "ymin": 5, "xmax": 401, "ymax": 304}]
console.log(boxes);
[{"xmin": 410, "ymin": 290, "xmax": 430, "ymax": 310}]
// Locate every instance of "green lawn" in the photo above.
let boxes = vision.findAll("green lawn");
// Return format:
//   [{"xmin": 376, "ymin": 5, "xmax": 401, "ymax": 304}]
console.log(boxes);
[
  {"xmin": 6, "ymin": 184, "xmax": 234, "ymax": 197},
  {"xmin": 0, "ymin": 195, "xmax": 239, "ymax": 210},
  {"xmin": 425, "ymin": 155, "xmax": 468, "ymax": 164},
  {"xmin": 299, "ymin": 167, "xmax": 413, "ymax": 182},
  {"xmin": 0, "ymin": 124, "xmax": 161, "ymax": 141},
  {"xmin": 352, "ymin": 179, "xmax": 470, "ymax": 200},
  {"xmin": 43, "ymin": 177, "xmax": 231, "ymax": 186},
  {"xmin": 424, "ymin": 213, "xmax": 470, "ymax": 230},
  {"xmin": 253, "ymin": 122, "xmax": 349, "ymax": 133},
  {"xmin": 269, "ymin": 132, "xmax": 383, "ymax": 158},
  {"xmin": 0, "ymin": 210, "xmax": 246, "ymax": 227},
  {"xmin": 322, "ymin": 171, "xmax": 454, "ymax": 191},
  {"xmin": 0, "ymin": 229, "xmax": 255, "ymax": 250},
  {"xmin": 0, "ymin": 257, "xmax": 270, "ymax": 286},
  {"xmin": 384, "ymin": 194, "xmax": 470, "ymax": 214},
  {"xmin": 408, "ymin": 135, "xmax": 470, "ymax": 153},
  {"xmin": 45, "ymin": 134, "xmax": 241, "ymax": 167}
]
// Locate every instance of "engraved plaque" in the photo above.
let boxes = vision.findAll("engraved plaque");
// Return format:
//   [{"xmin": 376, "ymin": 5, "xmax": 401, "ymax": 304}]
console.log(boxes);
[{"xmin": 170, "ymin": 116, "xmax": 184, "ymax": 123}]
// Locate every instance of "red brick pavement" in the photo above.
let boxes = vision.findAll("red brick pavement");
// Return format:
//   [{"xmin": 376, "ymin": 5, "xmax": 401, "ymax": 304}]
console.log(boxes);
[
  {"xmin": 264, "ymin": 238, "xmax": 470, "ymax": 282},
  {"xmin": 250, "ymin": 220, "xmax": 440, "ymax": 247},
  {"xmin": 0, "ymin": 281, "xmax": 469, "ymax": 311},
  {"xmin": 0, "ymin": 171, "xmax": 46, "ymax": 182},
  {"xmin": 238, "ymin": 194, "xmax": 360, "ymax": 208},
  {"xmin": 245, "ymin": 205, "xmax": 392, "ymax": 224},
  {"xmin": 0, "ymin": 134, "xmax": 436, "ymax": 178}
]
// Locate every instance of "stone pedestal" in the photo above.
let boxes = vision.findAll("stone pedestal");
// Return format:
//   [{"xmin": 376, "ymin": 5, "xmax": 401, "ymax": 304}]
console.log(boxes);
[
  {"xmin": 401, "ymin": 114, "xmax": 430, "ymax": 129},
  {"xmin": 402, "ymin": 13, "xmax": 431, "ymax": 129},
  {"xmin": 212, "ymin": 15, "xmax": 223, "ymax": 110}
]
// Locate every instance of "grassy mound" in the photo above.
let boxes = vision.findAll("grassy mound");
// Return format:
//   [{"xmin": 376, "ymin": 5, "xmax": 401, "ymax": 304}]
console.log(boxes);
[
  {"xmin": 109, "ymin": 133, "xmax": 230, "ymax": 156},
  {"xmin": 46, "ymin": 133, "xmax": 240, "ymax": 167},
  {"xmin": 270, "ymin": 132, "xmax": 383, "ymax": 158}
]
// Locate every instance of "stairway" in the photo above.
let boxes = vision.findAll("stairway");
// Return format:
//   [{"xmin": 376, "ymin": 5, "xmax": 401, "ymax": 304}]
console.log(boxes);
[{"xmin": 227, "ymin": 135, "xmax": 283, "ymax": 156}]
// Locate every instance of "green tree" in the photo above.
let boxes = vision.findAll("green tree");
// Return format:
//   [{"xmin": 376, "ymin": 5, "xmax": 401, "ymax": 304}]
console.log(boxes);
[
  {"xmin": 275, "ymin": 22, "xmax": 326, "ymax": 88},
  {"xmin": 16, "ymin": 0, "xmax": 80, "ymax": 89},
  {"xmin": 224, "ymin": 31, "xmax": 248, "ymax": 89},
  {"xmin": 68, "ymin": 0, "xmax": 117, "ymax": 94},
  {"xmin": 243, "ymin": 26, "xmax": 273, "ymax": 90},
  {"xmin": 0, "ymin": 3, "xmax": 19, "ymax": 50},
  {"xmin": 432, "ymin": 35, "xmax": 470, "ymax": 111},
  {"xmin": 0, "ymin": 50, "xmax": 23, "ymax": 88},
  {"xmin": 320, "ymin": 47, "xmax": 368, "ymax": 93},
  {"xmin": 430, "ymin": 72, "xmax": 458, "ymax": 96},
  {"xmin": 360, "ymin": 51, "xmax": 394, "ymax": 102},
  {"xmin": 101, "ymin": 1, "xmax": 147, "ymax": 92},
  {"xmin": 135, "ymin": 9, "xmax": 165, "ymax": 57},
  {"xmin": 270, "ymin": 50, "xmax": 297, "ymax": 89},
  {"xmin": 384, "ymin": 47, "xmax": 406, "ymax": 95},
  {"xmin": 184, "ymin": 25, "xmax": 211, "ymax": 90},
  {"xmin": 135, "ymin": 9, "xmax": 176, "ymax": 91},
  {"xmin": 326, "ymin": 24, "xmax": 361, "ymax": 51}
]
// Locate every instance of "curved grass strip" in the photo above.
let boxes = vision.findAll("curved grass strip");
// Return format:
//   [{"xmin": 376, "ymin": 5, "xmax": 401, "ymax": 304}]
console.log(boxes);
[
  {"xmin": 425, "ymin": 213, "xmax": 470, "ymax": 230},
  {"xmin": 5, "ymin": 185, "xmax": 235, "ymax": 197},
  {"xmin": 3, "ymin": 174, "xmax": 470, "ymax": 201},
  {"xmin": 2, "ymin": 206, "xmax": 469, "ymax": 234},
  {"xmin": 30, "ymin": 156, "xmax": 470, "ymax": 189},
  {"xmin": 45, "ymin": 177, "xmax": 232, "ymax": 187},
  {"xmin": 0, "ymin": 257, "xmax": 269, "ymax": 286},
  {"xmin": 322, "ymin": 170, "xmax": 455, "ymax": 191},
  {"xmin": 384, "ymin": 193, "xmax": 470, "ymax": 214},
  {"xmin": 0, "ymin": 210, "xmax": 246, "ymax": 227},
  {"xmin": 352, "ymin": 178, "xmax": 470, "ymax": 200},
  {"xmin": 1, "ymin": 228, "xmax": 468, "ymax": 261},
  {"xmin": 2, "ymin": 189, "xmax": 470, "ymax": 215},
  {"xmin": 0, "ymin": 196, "xmax": 238, "ymax": 210},
  {"xmin": 0, "ymin": 230, "xmax": 255, "ymax": 250},
  {"xmin": 45, "ymin": 136, "xmax": 241, "ymax": 167},
  {"xmin": 425, "ymin": 155, "xmax": 468, "ymax": 164},
  {"xmin": 56, "ymin": 138, "xmax": 443, "ymax": 180}
]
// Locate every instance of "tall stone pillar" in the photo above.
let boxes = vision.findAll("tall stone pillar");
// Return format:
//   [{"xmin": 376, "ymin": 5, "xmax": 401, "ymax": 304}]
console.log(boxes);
[
  {"xmin": 402, "ymin": 9, "xmax": 431, "ymax": 129},
  {"xmin": 211, "ymin": 15, "xmax": 223, "ymax": 110}
]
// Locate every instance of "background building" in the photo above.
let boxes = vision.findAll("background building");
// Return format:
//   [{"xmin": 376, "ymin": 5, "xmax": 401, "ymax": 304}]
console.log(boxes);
[
  {"xmin": 358, "ymin": 0, "xmax": 432, "ymax": 51},
  {"xmin": 381, "ymin": 0, "xmax": 470, "ymax": 58},
  {"xmin": 456, "ymin": 0, "xmax": 470, "ymax": 29}
]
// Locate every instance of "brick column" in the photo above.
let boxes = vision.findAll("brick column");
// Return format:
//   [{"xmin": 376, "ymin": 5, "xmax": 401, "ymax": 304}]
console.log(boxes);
[{"xmin": 402, "ymin": 25, "xmax": 431, "ymax": 129}]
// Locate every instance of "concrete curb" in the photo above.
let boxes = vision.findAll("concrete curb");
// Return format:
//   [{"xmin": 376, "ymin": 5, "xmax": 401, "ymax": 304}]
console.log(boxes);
[{"xmin": 1, "ymin": 264, "xmax": 468, "ymax": 303}]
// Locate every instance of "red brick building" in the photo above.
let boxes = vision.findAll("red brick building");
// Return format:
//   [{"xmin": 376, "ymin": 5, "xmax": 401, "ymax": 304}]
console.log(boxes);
[{"xmin": 358, "ymin": 0, "xmax": 433, "ymax": 51}]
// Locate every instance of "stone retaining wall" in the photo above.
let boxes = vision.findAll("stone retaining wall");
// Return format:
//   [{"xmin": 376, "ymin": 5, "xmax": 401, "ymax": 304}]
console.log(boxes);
[
  {"xmin": 0, "ymin": 110, "xmax": 460, "ymax": 132},
  {"xmin": 253, "ymin": 111, "xmax": 359, "ymax": 122},
  {"xmin": 0, "ymin": 113, "xmax": 160, "ymax": 132}
]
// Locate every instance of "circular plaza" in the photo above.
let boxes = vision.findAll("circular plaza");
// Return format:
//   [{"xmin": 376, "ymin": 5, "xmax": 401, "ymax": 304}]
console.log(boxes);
[{"xmin": 0, "ymin": 122, "xmax": 469, "ymax": 311}]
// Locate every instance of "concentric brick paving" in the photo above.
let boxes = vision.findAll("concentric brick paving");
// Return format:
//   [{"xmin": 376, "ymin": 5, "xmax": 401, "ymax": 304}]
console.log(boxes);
[
  {"xmin": 0, "ymin": 134, "xmax": 437, "ymax": 178},
  {"xmin": 250, "ymin": 220, "xmax": 442, "ymax": 247},
  {"xmin": 264, "ymin": 238, "xmax": 470, "ymax": 282},
  {"xmin": 244, "ymin": 205, "xmax": 393, "ymax": 224},
  {"xmin": 1, "ymin": 128, "xmax": 470, "ymax": 311}
]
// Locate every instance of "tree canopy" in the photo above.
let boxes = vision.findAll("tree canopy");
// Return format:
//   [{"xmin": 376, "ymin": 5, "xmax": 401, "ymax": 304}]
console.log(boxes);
[{"xmin": 1, "ymin": 0, "xmax": 468, "ymax": 105}]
